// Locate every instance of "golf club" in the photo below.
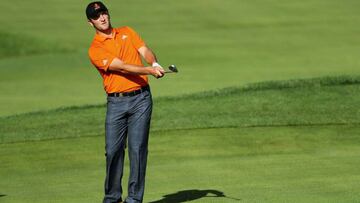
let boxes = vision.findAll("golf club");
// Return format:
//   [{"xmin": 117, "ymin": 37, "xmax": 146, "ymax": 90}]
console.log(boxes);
[{"xmin": 164, "ymin": 65, "xmax": 178, "ymax": 73}]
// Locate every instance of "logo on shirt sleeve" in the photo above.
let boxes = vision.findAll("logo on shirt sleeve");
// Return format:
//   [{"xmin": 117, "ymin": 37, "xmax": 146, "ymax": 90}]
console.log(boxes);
[
  {"xmin": 102, "ymin": 59, "xmax": 108, "ymax": 66},
  {"xmin": 122, "ymin": 35, "xmax": 128, "ymax": 40}
]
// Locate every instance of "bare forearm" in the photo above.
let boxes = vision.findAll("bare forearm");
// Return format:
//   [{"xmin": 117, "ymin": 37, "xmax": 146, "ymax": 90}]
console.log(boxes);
[
  {"xmin": 139, "ymin": 46, "xmax": 158, "ymax": 65},
  {"xmin": 108, "ymin": 58, "xmax": 163, "ymax": 78},
  {"xmin": 144, "ymin": 50, "xmax": 157, "ymax": 65},
  {"xmin": 110, "ymin": 63, "xmax": 152, "ymax": 75}
]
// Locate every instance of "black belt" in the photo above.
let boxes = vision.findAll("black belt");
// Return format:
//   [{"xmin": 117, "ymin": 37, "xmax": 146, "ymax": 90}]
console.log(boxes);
[{"xmin": 107, "ymin": 85, "xmax": 150, "ymax": 97}]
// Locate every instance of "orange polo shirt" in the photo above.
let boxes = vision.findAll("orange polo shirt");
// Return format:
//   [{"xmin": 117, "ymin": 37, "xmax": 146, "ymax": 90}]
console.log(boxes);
[{"xmin": 88, "ymin": 26, "xmax": 148, "ymax": 93}]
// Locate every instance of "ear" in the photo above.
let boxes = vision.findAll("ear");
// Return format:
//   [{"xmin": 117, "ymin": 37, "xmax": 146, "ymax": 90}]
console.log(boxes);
[{"xmin": 88, "ymin": 19, "xmax": 94, "ymax": 27}]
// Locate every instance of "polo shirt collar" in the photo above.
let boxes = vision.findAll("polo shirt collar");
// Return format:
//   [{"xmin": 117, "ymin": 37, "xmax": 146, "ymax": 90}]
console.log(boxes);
[{"xmin": 94, "ymin": 28, "xmax": 119, "ymax": 42}]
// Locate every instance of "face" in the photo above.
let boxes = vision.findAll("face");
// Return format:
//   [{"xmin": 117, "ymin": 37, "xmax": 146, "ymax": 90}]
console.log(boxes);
[{"xmin": 88, "ymin": 11, "xmax": 111, "ymax": 32}]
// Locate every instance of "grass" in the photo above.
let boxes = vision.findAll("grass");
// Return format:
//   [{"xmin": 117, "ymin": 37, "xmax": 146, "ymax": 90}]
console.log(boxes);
[
  {"xmin": 1, "ymin": 75, "xmax": 360, "ymax": 144},
  {"xmin": 0, "ymin": 76, "xmax": 360, "ymax": 202},
  {"xmin": 0, "ymin": 31, "xmax": 72, "ymax": 58},
  {"xmin": 1, "ymin": 0, "xmax": 360, "ymax": 202},
  {"xmin": 0, "ymin": 124, "xmax": 359, "ymax": 202},
  {"xmin": 1, "ymin": 0, "xmax": 360, "ymax": 116}
]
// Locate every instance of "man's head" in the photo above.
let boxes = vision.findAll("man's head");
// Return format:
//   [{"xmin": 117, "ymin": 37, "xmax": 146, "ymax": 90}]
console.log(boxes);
[{"xmin": 86, "ymin": 1, "xmax": 111, "ymax": 32}]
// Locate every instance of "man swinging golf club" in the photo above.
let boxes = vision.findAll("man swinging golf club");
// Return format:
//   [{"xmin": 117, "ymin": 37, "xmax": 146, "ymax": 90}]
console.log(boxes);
[{"xmin": 86, "ymin": 2, "xmax": 164, "ymax": 202}]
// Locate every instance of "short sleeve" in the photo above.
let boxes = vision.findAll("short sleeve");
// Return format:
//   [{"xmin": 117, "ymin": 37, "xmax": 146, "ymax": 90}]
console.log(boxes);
[
  {"xmin": 126, "ymin": 26, "xmax": 146, "ymax": 50},
  {"xmin": 88, "ymin": 45, "xmax": 116, "ymax": 72}
]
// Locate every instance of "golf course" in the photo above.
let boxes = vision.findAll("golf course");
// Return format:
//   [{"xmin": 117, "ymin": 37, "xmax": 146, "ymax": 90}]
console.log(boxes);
[{"xmin": 1, "ymin": 0, "xmax": 360, "ymax": 202}]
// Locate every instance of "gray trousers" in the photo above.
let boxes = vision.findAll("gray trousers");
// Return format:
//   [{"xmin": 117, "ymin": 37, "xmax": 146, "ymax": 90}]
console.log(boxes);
[{"xmin": 103, "ymin": 89, "xmax": 152, "ymax": 203}]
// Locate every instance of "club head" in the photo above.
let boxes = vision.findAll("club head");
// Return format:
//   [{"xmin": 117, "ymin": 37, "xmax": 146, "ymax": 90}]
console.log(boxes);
[
  {"xmin": 164, "ymin": 65, "xmax": 178, "ymax": 73},
  {"xmin": 169, "ymin": 65, "xmax": 178, "ymax": 72}
]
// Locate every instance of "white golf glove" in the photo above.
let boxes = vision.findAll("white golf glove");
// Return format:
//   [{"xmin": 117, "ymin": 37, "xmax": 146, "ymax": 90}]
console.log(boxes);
[{"xmin": 152, "ymin": 62, "xmax": 163, "ymax": 69}]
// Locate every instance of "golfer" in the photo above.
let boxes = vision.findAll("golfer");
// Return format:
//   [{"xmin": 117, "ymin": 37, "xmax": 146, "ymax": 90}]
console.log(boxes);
[{"xmin": 86, "ymin": 2, "xmax": 164, "ymax": 203}]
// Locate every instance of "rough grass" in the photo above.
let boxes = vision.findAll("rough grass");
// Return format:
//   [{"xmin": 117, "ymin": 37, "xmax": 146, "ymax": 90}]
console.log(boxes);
[{"xmin": 1, "ymin": 76, "xmax": 360, "ymax": 144}]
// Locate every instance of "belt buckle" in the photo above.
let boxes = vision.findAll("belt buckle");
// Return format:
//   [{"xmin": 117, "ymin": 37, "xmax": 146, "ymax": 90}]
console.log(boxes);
[{"xmin": 115, "ymin": 92, "xmax": 124, "ymax": 97}]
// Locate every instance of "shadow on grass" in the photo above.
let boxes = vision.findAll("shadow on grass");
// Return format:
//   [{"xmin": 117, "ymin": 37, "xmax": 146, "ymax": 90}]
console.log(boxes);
[
  {"xmin": 0, "ymin": 194, "xmax": 6, "ymax": 197},
  {"xmin": 148, "ymin": 189, "xmax": 241, "ymax": 202}
]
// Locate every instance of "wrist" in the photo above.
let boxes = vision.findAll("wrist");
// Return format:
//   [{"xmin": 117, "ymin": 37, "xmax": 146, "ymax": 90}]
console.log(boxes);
[
  {"xmin": 152, "ymin": 62, "xmax": 162, "ymax": 68},
  {"xmin": 147, "ymin": 67, "xmax": 155, "ymax": 75}
]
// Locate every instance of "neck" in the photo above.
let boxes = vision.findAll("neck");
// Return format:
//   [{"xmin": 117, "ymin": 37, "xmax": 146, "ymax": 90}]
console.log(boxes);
[{"xmin": 96, "ymin": 26, "xmax": 113, "ymax": 38}]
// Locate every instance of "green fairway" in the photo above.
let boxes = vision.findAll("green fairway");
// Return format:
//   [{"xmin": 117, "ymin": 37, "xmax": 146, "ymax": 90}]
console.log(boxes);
[
  {"xmin": 1, "ymin": 125, "xmax": 360, "ymax": 202},
  {"xmin": 1, "ymin": 0, "xmax": 360, "ymax": 116},
  {"xmin": 1, "ymin": 77, "xmax": 360, "ymax": 202}
]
